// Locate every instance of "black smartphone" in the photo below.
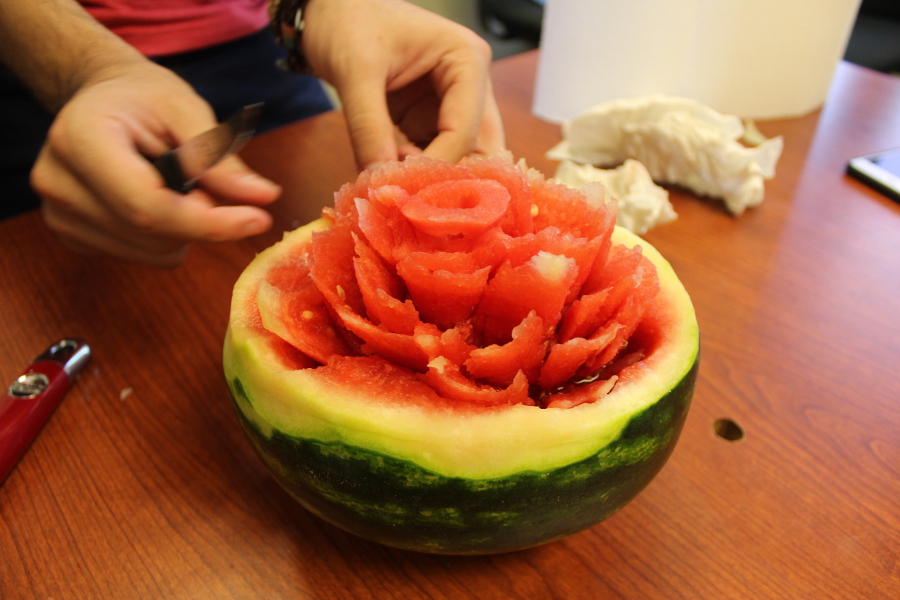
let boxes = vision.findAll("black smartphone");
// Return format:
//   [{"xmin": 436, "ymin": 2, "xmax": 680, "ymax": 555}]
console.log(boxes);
[{"xmin": 847, "ymin": 147, "xmax": 900, "ymax": 203}]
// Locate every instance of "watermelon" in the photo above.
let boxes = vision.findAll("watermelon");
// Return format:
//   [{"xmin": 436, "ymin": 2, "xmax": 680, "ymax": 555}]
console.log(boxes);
[{"xmin": 223, "ymin": 153, "xmax": 699, "ymax": 554}]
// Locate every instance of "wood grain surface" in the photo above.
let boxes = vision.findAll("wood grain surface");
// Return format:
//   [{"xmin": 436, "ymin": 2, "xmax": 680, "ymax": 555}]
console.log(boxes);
[{"xmin": 1, "ymin": 52, "xmax": 898, "ymax": 599}]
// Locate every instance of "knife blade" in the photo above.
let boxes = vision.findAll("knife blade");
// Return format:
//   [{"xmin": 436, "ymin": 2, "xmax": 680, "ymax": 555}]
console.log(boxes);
[
  {"xmin": 153, "ymin": 103, "xmax": 263, "ymax": 193},
  {"xmin": 0, "ymin": 339, "xmax": 91, "ymax": 484}
]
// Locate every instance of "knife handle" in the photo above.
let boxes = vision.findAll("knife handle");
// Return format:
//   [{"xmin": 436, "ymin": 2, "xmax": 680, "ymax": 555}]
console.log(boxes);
[
  {"xmin": 0, "ymin": 339, "xmax": 91, "ymax": 484},
  {"xmin": 154, "ymin": 151, "xmax": 193, "ymax": 194}
]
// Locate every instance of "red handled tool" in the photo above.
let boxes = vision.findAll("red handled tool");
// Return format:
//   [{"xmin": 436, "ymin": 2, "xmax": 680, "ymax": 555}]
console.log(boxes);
[{"xmin": 0, "ymin": 339, "xmax": 91, "ymax": 484}]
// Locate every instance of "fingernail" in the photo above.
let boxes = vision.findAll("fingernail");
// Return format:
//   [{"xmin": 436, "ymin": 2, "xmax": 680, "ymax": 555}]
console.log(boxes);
[
  {"xmin": 244, "ymin": 217, "xmax": 269, "ymax": 236},
  {"xmin": 242, "ymin": 172, "xmax": 280, "ymax": 193}
]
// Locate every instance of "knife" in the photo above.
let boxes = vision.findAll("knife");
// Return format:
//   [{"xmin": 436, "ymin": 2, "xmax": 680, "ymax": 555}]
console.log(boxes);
[
  {"xmin": 0, "ymin": 339, "xmax": 91, "ymax": 484},
  {"xmin": 153, "ymin": 103, "xmax": 263, "ymax": 193}
]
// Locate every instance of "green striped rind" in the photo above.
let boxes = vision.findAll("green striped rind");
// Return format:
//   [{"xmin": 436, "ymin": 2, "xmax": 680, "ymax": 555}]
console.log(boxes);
[{"xmin": 228, "ymin": 358, "xmax": 696, "ymax": 554}]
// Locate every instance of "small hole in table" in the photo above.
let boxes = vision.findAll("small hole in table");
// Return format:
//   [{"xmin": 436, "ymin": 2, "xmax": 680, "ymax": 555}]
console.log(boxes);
[{"xmin": 714, "ymin": 418, "xmax": 744, "ymax": 442}]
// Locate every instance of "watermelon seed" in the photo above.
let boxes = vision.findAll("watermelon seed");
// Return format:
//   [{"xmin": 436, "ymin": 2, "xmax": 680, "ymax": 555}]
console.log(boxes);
[{"xmin": 713, "ymin": 418, "xmax": 744, "ymax": 442}]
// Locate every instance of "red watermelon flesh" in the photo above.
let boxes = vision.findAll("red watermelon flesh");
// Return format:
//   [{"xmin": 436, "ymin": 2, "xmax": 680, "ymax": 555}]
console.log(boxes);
[
  {"xmin": 460, "ymin": 153, "xmax": 534, "ymax": 236},
  {"xmin": 473, "ymin": 252, "xmax": 578, "ymax": 346},
  {"xmin": 257, "ymin": 257, "xmax": 353, "ymax": 364},
  {"xmin": 260, "ymin": 154, "xmax": 660, "ymax": 407},
  {"xmin": 397, "ymin": 179, "xmax": 511, "ymax": 237},
  {"xmin": 395, "ymin": 252, "xmax": 491, "ymax": 330},
  {"xmin": 352, "ymin": 232, "xmax": 421, "ymax": 334},
  {"xmin": 464, "ymin": 311, "xmax": 547, "ymax": 386}
]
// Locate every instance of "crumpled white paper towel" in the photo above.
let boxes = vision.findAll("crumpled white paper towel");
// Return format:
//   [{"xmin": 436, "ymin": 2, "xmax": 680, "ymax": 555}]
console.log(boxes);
[
  {"xmin": 554, "ymin": 159, "xmax": 676, "ymax": 235},
  {"xmin": 547, "ymin": 95, "xmax": 784, "ymax": 216}
]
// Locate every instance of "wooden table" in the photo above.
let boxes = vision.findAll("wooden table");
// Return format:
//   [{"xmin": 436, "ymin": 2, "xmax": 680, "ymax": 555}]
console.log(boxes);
[{"xmin": 2, "ymin": 51, "xmax": 898, "ymax": 599}]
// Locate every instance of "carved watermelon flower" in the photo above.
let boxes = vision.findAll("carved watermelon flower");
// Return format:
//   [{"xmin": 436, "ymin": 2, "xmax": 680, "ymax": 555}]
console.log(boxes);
[
  {"xmin": 255, "ymin": 153, "xmax": 659, "ymax": 407},
  {"xmin": 225, "ymin": 152, "xmax": 698, "ymax": 553}
]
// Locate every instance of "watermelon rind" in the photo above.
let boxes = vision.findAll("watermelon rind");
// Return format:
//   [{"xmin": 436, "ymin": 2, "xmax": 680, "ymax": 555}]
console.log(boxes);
[{"xmin": 223, "ymin": 218, "xmax": 699, "ymax": 554}]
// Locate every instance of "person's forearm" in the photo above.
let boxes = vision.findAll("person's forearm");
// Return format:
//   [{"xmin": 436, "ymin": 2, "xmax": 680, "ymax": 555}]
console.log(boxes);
[{"xmin": 0, "ymin": 0, "xmax": 145, "ymax": 111}]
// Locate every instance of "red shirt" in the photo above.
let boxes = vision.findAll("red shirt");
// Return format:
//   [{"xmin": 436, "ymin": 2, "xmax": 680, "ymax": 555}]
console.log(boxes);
[{"xmin": 82, "ymin": 0, "xmax": 270, "ymax": 57}]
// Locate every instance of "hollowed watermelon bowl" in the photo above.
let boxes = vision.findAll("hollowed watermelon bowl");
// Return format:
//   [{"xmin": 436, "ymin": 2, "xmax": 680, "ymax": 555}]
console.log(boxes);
[{"xmin": 224, "ymin": 154, "xmax": 699, "ymax": 554}]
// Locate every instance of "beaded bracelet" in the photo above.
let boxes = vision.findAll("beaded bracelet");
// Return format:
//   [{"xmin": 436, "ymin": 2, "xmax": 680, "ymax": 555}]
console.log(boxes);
[{"xmin": 269, "ymin": 0, "xmax": 313, "ymax": 74}]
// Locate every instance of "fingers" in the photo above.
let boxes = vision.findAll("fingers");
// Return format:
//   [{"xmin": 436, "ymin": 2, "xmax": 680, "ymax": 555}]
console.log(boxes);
[
  {"xmin": 303, "ymin": 0, "xmax": 506, "ymax": 169},
  {"xmin": 394, "ymin": 128, "xmax": 423, "ymax": 160},
  {"xmin": 338, "ymin": 72, "xmax": 400, "ymax": 170},
  {"xmin": 417, "ymin": 45, "xmax": 489, "ymax": 162},
  {"xmin": 391, "ymin": 65, "xmax": 504, "ymax": 164},
  {"xmin": 42, "ymin": 203, "xmax": 190, "ymax": 268},
  {"xmin": 33, "ymin": 109, "xmax": 276, "ymax": 266},
  {"xmin": 196, "ymin": 154, "xmax": 282, "ymax": 207},
  {"xmin": 348, "ymin": 54, "xmax": 505, "ymax": 168},
  {"xmin": 471, "ymin": 80, "xmax": 506, "ymax": 157},
  {"xmin": 35, "ymin": 152, "xmax": 191, "ymax": 268}
]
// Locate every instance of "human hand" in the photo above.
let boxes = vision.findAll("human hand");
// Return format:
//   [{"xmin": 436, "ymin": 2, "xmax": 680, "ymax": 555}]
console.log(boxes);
[
  {"xmin": 301, "ymin": 0, "xmax": 505, "ymax": 170},
  {"xmin": 31, "ymin": 59, "xmax": 280, "ymax": 267}
]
